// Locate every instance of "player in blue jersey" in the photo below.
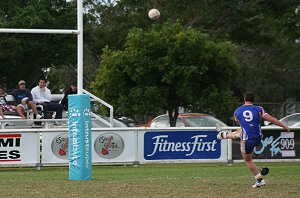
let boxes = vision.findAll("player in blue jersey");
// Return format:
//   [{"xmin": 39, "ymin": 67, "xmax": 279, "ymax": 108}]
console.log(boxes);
[{"xmin": 217, "ymin": 91, "xmax": 290, "ymax": 188}]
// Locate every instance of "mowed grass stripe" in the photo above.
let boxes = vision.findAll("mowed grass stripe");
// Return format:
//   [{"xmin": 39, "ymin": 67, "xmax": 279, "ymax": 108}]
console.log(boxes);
[{"xmin": 0, "ymin": 163, "xmax": 299, "ymax": 198}]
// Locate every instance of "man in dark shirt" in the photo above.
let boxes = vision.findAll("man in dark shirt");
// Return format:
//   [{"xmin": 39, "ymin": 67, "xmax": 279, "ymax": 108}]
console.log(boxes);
[
  {"xmin": 11, "ymin": 80, "xmax": 43, "ymax": 119},
  {"xmin": 61, "ymin": 83, "xmax": 77, "ymax": 111}
]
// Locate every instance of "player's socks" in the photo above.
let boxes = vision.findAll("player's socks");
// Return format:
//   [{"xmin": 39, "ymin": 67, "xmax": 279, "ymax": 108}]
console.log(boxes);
[{"xmin": 255, "ymin": 173, "xmax": 263, "ymax": 182}]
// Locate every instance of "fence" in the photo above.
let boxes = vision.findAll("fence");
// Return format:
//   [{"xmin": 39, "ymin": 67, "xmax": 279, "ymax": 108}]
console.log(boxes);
[{"xmin": 0, "ymin": 126, "xmax": 299, "ymax": 168}]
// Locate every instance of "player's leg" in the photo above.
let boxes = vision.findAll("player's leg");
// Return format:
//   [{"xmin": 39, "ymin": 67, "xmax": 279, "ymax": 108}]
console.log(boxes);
[
  {"xmin": 241, "ymin": 152, "xmax": 260, "ymax": 176},
  {"xmin": 217, "ymin": 128, "xmax": 241, "ymax": 140},
  {"xmin": 241, "ymin": 139, "xmax": 265, "ymax": 187}
]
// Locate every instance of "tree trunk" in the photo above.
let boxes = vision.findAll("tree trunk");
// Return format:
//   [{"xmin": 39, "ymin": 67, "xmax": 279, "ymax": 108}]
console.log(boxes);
[{"xmin": 168, "ymin": 107, "xmax": 179, "ymax": 127}]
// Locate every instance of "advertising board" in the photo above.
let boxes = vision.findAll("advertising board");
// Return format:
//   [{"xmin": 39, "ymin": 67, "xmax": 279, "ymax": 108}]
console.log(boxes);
[{"xmin": 232, "ymin": 130, "xmax": 299, "ymax": 160}]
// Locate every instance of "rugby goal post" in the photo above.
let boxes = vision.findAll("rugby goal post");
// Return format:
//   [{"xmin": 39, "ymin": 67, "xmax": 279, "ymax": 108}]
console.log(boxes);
[{"xmin": 0, "ymin": 0, "xmax": 93, "ymax": 180}]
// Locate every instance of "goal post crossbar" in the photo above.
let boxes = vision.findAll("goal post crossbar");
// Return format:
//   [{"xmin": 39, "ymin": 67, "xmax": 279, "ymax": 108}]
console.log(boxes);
[{"xmin": 0, "ymin": 28, "xmax": 79, "ymax": 34}]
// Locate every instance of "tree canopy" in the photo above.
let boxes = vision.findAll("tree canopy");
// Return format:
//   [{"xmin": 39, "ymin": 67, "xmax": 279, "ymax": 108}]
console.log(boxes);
[
  {"xmin": 92, "ymin": 22, "xmax": 239, "ymax": 125},
  {"xmin": 85, "ymin": 0, "xmax": 300, "ymax": 102},
  {"xmin": 1, "ymin": 0, "xmax": 300, "ymax": 122}
]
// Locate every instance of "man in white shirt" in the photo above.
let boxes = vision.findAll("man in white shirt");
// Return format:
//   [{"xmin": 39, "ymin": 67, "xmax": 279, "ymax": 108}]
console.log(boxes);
[{"xmin": 31, "ymin": 79, "xmax": 64, "ymax": 120}]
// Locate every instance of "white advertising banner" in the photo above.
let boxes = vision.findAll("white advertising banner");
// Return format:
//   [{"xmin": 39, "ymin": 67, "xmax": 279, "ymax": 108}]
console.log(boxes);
[
  {"xmin": 0, "ymin": 133, "xmax": 39, "ymax": 165},
  {"xmin": 42, "ymin": 131, "xmax": 69, "ymax": 164},
  {"xmin": 41, "ymin": 130, "xmax": 136, "ymax": 164},
  {"xmin": 92, "ymin": 130, "xmax": 136, "ymax": 163}
]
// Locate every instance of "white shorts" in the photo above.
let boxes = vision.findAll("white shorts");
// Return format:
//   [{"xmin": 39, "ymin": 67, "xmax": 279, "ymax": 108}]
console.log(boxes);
[{"xmin": 17, "ymin": 103, "xmax": 29, "ymax": 112}]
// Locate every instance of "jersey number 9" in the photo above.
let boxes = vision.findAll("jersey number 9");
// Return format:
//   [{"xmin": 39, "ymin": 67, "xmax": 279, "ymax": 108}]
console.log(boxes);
[{"xmin": 243, "ymin": 110, "xmax": 253, "ymax": 122}]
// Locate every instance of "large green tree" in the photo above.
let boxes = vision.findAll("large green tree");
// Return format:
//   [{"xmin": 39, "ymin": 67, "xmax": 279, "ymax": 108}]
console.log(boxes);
[
  {"xmin": 92, "ymin": 22, "xmax": 239, "ymax": 126},
  {"xmin": 86, "ymin": 0, "xmax": 300, "ymax": 104}
]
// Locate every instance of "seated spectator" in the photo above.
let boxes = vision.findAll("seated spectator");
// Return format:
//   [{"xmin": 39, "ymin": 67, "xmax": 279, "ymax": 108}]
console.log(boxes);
[
  {"xmin": 61, "ymin": 82, "xmax": 78, "ymax": 111},
  {"xmin": 0, "ymin": 88, "xmax": 7, "ymax": 119},
  {"xmin": 0, "ymin": 88, "xmax": 16, "ymax": 118},
  {"xmin": 31, "ymin": 79, "xmax": 63, "ymax": 120},
  {"xmin": 11, "ymin": 80, "xmax": 43, "ymax": 119}
]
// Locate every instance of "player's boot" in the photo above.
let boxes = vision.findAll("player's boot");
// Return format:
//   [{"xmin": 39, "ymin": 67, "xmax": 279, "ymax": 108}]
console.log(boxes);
[
  {"xmin": 216, "ymin": 124, "xmax": 228, "ymax": 140},
  {"xmin": 252, "ymin": 179, "xmax": 266, "ymax": 188},
  {"xmin": 217, "ymin": 131, "xmax": 228, "ymax": 140}
]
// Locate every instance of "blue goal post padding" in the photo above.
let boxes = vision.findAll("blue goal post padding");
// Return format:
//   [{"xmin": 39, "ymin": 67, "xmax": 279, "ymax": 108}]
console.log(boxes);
[{"xmin": 68, "ymin": 94, "xmax": 92, "ymax": 180}]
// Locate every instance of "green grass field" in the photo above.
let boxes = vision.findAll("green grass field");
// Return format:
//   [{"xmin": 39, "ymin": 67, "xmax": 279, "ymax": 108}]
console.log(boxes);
[{"xmin": 1, "ymin": 163, "xmax": 299, "ymax": 198}]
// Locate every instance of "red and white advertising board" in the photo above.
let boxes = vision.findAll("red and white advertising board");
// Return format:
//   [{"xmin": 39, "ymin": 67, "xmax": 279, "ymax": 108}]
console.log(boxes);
[{"xmin": 0, "ymin": 133, "xmax": 39, "ymax": 165}]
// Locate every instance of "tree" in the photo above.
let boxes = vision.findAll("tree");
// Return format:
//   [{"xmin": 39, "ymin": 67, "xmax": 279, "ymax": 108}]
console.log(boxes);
[
  {"xmin": 86, "ymin": 0, "xmax": 300, "ymax": 106},
  {"xmin": 92, "ymin": 22, "xmax": 239, "ymax": 126}
]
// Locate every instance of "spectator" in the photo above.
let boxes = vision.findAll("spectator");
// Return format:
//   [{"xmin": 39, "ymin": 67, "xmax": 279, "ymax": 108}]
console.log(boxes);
[
  {"xmin": 0, "ymin": 88, "xmax": 16, "ymax": 119},
  {"xmin": 61, "ymin": 82, "xmax": 78, "ymax": 111},
  {"xmin": 0, "ymin": 88, "xmax": 7, "ymax": 119},
  {"xmin": 31, "ymin": 79, "xmax": 63, "ymax": 120},
  {"xmin": 11, "ymin": 80, "xmax": 43, "ymax": 119}
]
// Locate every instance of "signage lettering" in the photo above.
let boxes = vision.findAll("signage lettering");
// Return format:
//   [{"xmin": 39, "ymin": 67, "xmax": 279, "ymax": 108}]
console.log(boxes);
[
  {"xmin": 254, "ymin": 132, "xmax": 295, "ymax": 157},
  {"xmin": 147, "ymin": 135, "xmax": 217, "ymax": 157},
  {"xmin": 0, "ymin": 150, "xmax": 20, "ymax": 159},
  {"xmin": 70, "ymin": 121, "xmax": 79, "ymax": 166},
  {"xmin": 144, "ymin": 131, "xmax": 220, "ymax": 160},
  {"xmin": 0, "ymin": 134, "xmax": 21, "ymax": 161},
  {"xmin": 0, "ymin": 138, "xmax": 20, "ymax": 147}
]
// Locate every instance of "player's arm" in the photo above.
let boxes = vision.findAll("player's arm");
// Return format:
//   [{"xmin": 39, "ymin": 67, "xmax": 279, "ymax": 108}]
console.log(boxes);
[
  {"xmin": 233, "ymin": 115, "xmax": 240, "ymax": 126},
  {"xmin": 228, "ymin": 115, "xmax": 241, "ymax": 139},
  {"xmin": 262, "ymin": 113, "xmax": 290, "ymax": 132}
]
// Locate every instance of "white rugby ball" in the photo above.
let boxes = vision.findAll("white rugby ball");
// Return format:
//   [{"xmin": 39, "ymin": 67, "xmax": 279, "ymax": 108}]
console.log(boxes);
[{"xmin": 148, "ymin": 9, "xmax": 160, "ymax": 20}]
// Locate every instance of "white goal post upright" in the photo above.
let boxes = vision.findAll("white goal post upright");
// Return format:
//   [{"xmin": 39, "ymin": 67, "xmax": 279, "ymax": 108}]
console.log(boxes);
[
  {"xmin": 77, "ymin": 0, "xmax": 83, "ymax": 94},
  {"xmin": 0, "ymin": 0, "xmax": 92, "ymax": 180}
]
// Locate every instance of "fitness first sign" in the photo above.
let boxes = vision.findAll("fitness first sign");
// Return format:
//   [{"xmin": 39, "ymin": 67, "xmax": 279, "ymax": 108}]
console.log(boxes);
[{"xmin": 144, "ymin": 131, "xmax": 220, "ymax": 160}]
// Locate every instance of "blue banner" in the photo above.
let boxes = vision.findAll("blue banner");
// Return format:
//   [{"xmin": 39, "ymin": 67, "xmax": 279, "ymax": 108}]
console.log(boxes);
[
  {"xmin": 68, "ymin": 94, "xmax": 92, "ymax": 180},
  {"xmin": 144, "ymin": 131, "xmax": 220, "ymax": 160}
]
